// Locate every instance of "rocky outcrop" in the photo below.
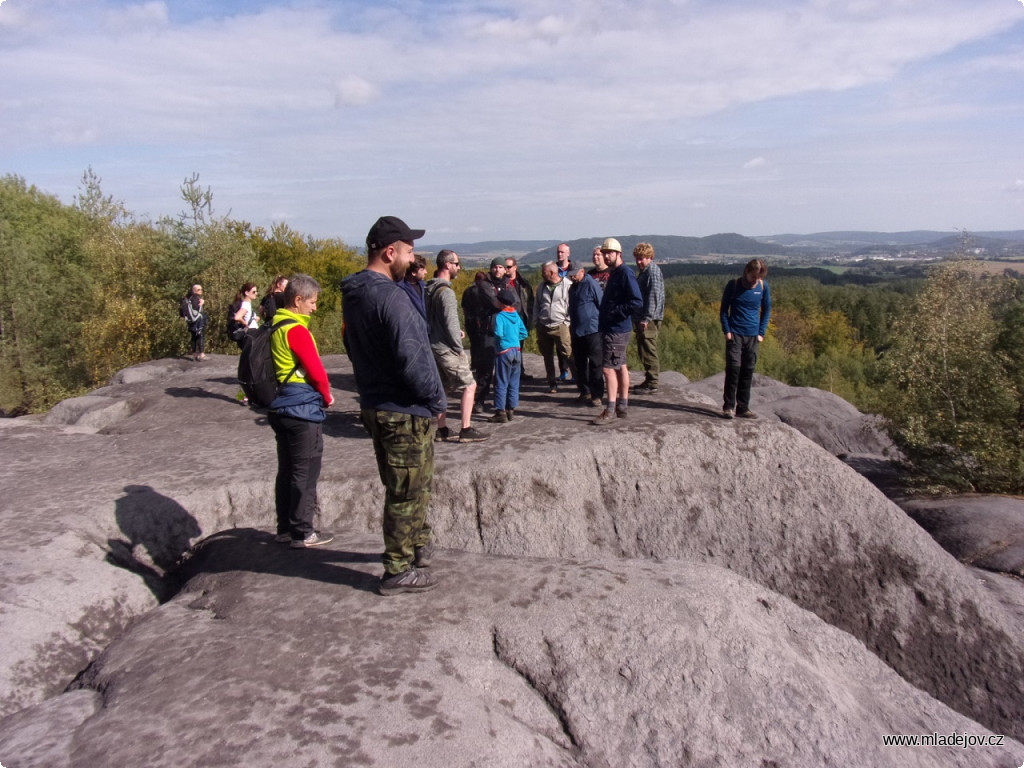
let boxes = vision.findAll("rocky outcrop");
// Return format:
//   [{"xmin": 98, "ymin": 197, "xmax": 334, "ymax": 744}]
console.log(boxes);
[
  {"xmin": 0, "ymin": 354, "xmax": 1022, "ymax": 767},
  {"xmin": 901, "ymin": 495, "xmax": 1024, "ymax": 577}
]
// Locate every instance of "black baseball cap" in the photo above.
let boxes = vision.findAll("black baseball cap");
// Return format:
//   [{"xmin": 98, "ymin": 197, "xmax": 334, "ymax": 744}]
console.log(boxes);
[{"xmin": 366, "ymin": 216, "xmax": 425, "ymax": 251}]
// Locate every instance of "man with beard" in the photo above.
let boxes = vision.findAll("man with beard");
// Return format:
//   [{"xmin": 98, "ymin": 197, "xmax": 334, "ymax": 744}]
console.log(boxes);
[
  {"xmin": 341, "ymin": 216, "xmax": 447, "ymax": 596},
  {"xmin": 592, "ymin": 238, "xmax": 642, "ymax": 426}
]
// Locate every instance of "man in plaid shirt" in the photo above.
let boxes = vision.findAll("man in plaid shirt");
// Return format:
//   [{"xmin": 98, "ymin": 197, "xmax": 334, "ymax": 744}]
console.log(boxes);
[{"xmin": 632, "ymin": 242, "xmax": 665, "ymax": 394}]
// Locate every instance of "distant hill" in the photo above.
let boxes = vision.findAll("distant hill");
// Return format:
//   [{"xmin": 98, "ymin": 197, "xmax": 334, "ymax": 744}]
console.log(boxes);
[
  {"xmin": 758, "ymin": 230, "xmax": 1024, "ymax": 250},
  {"xmin": 416, "ymin": 239, "xmax": 560, "ymax": 256},
  {"xmin": 520, "ymin": 233, "xmax": 793, "ymax": 265},
  {"xmin": 422, "ymin": 230, "xmax": 1024, "ymax": 265}
]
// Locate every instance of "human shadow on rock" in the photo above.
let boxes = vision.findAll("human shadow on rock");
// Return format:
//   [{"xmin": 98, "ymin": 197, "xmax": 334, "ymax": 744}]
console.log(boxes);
[
  {"xmin": 108, "ymin": 485, "xmax": 202, "ymax": 601},
  {"xmin": 629, "ymin": 397, "xmax": 725, "ymax": 419},
  {"xmin": 322, "ymin": 410, "xmax": 371, "ymax": 439},
  {"xmin": 327, "ymin": 372, "xmax": 358, "ymax": 393},
  {"xmin": 175, "ymin": 528, "xmax": 381, "ymax": 594},
  {"xmin": 164, "ymin": 386, "xmax": 238, "ymax": 405}
]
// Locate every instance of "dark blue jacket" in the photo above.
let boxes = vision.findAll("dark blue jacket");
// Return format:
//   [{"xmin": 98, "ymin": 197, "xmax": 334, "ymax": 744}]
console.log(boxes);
[
  {"xmin": 720, "ymin": 278, "xmax": 771, "ymax": 338},
  {"xmin": 341, "ymin": 270, "xmax": 446, "ymax": 418},
  {"xmin": 568, "ymin": 273, "xmax": 603, "ymax": 337},
  {"xmin": 270, "ymin": 382, "xmax": 326, "ymax": 423},
  {"xmin": 598, "ymin": 264, "xmax": 642, "ymax": 335},
  {"xmin": 399, "ymin": 279, "xmax": 427, "ymax": 319}
]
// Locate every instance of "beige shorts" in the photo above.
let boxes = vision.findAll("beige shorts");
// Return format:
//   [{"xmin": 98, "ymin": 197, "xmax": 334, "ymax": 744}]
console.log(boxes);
[{"xmin": 433, "ymin": 345, "xmax": 475, "ymax": 392}]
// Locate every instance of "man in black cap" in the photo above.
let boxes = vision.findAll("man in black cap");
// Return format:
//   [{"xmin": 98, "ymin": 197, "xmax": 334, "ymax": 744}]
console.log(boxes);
[{"xmin": 342, "ymin": 216, "xmax": 447, "ymax": 596}]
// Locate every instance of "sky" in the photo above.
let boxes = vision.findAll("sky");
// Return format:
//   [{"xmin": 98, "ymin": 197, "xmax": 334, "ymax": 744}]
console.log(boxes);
[{"xmin": 2, "ymin": 0, "xmax": 1023, "ymax": 245}]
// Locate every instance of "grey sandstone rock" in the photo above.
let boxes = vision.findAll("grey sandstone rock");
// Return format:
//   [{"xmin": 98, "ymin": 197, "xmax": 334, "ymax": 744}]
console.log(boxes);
[
  {"xmin": 901, "ymin": 495, "xmax": 1024, "ymax": 577},
  {"xmin": 6, "ymin": 533, "xmax": 1021, "ymax": 768},
  {"xmin": 0, "ymin": 354, "xmax": 1022, "ymax": 767}
]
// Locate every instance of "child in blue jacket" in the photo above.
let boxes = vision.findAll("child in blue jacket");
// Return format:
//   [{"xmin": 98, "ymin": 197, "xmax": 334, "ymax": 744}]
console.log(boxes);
[{"xmin": 491, "ymin": 289, "xmax": 529, "ymax": 423}]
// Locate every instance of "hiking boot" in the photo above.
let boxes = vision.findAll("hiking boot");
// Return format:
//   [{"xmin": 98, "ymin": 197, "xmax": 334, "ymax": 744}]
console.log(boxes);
[
  {"xmin": 633, "ymin": 383, "xmax": 658, "ymax": 394},
  {"xmin": 548, "ymin": 384, "xmax": 559, "ymax": 394},
  {"xmin": 291, "ymin": 530, "xmax": 334, "ymax": 549},
  {"xmin": 722, "ymin": 408, "xmax": 735, "ymax": 420},
  {"xmin": 505, "ymin": 409, "xmax": 515, "ymax": 421},
  {"xmin": 458, "ymin": 426, "xmax": 488, "ymax": 442},
  {"xmin": 574, "ymin": 393, "xmax": 592, "ymax": 405},
  {"xmin": 737, "ymin": 409, "xmax": 758, "ymax": 419},
  {"xmin": 434, "ymin": 426, "xmax": 452, "ymax": 442},
  {"xmin": 414, "ymin": 541, "xmax": 436, "ymax": 568},
  {"xmin": 592, "ymin": 409, "xmax": 615, "ymax": 426},
  {"xmin": 590, "ymin": 397, "xmax": 603, "ymax": 408},
  {"xmin": 489, "ymin": 410, "xmax": 508, "ymax": 423},
  {"xmin": 616, "ymin": 403, "xmax": 628, "ymax": 418},
  {"xmin": 379, "ymin": 567, "xmax": 439, "ymax": 596}
]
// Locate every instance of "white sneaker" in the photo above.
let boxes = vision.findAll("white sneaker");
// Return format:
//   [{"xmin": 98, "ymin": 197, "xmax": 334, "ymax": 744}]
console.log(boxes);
[{"xmin": 291, "ymin": 531, "xmax": 334, "ymax": 549}]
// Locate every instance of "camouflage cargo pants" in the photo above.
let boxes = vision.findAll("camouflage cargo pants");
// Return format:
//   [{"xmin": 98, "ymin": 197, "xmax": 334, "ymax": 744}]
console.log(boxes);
[{"xmin": 361, "ymin": 409, "xmax": 435, "ymax": 575}]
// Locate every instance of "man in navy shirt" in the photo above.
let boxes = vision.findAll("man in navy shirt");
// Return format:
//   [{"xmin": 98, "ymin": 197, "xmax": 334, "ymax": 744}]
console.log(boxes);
[
  {"xmin": 593, "ymin": 238, "xmax": 642, "ymax": 426},
  {"xmin": 342, "ymin": 216, "xmax": 447, "ymax": 595},
  {"xmin": 568, "ymin": 262, "xmax": 604, "ymax": 407},
  {"xmin": 720, "ymin": 258, "xmax": 772, "ymax": 419}
]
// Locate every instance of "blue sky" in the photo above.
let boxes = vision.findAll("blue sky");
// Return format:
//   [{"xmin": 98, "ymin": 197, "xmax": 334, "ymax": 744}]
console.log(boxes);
[{"xmin": 2, "ymin": 0, "xmax": 1023, "ymax": 244}]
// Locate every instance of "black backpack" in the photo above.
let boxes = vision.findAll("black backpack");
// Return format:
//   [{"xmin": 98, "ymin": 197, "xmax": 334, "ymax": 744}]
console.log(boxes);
[
  {"xmin": 226, "ymin": 303, "xmax": 248, "ymax": 342},
  {"xmin": 179, "ymin": 295, "xmax": 190, "ymax": 319},
  {"xmin": 237, "ymin": 318, "xmax": 297, "ymax": 408}
]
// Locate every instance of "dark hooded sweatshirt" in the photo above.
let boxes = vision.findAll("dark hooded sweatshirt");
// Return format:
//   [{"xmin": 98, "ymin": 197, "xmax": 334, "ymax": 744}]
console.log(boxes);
[{"xmin": 341, "ymin": 269, "xmax": 446, "ymax": 418}]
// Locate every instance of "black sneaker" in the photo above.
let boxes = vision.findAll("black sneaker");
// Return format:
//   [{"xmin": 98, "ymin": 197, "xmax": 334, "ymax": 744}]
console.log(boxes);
[
  {"xmin": 434, "ymin": 426, "xmax": 452, "ymax": 442},
  {"xmin": 414, "ymin": 541, "xmax": 435, "ymax": 568},
  {"xmin": 379, "ymin": 567, "xmax": 439, "ymax": 596},
  {"xmin": 459, "ymin": 426, "xmax": 488, "ymax": 442}
]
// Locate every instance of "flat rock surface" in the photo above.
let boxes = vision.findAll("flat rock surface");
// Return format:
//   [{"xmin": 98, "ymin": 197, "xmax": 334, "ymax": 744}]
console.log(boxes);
[
  {"xmin": 1, "ymin": 353, "xmax": 1023, "ymax": 767},
  {"xmin": 6, "ymin": 531, "xmax": 1021, "ymax": 768}
]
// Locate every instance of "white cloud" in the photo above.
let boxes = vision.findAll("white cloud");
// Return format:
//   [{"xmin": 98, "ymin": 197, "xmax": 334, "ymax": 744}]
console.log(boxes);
[
  {"xmin": 1, "ymin": 0, "xmax": 1022, "ymax": 240},
  {"xmin": 334, "ymin": 75, "xmax": 377, "ymax": 107},
  {"xmin": 103, "ymin": 1, "xmax": 168, "ymax": 33}
]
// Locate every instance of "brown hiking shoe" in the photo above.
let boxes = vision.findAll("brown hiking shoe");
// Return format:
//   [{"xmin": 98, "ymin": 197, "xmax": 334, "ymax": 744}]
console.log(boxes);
[
  {"xmin": 592, "ymin": 409, "xmax": 615, "ymax": 426},
  {"xmin": 414, "ymin": 541, "xmax": 436, "ymax": 568}
]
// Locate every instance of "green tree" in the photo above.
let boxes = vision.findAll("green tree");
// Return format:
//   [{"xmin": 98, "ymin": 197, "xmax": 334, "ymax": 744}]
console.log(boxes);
[
  {"xmin": 0, "ymin": 175, "xmax": 92, "ymax": 413},
  {"xmin": 880, "ymin": 260, "xmax": 1022, "ymax": 491}
]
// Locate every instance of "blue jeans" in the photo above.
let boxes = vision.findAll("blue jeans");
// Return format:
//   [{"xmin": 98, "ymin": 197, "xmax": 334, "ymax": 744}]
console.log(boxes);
[{"xmin": 494, "ymin": 347, "xmax": 522, "ymax": 411}]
